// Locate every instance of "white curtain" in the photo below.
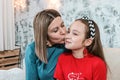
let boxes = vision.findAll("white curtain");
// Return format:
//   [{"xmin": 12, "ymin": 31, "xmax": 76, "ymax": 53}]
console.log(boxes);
[{"xmin": 0, "ymin": 0, "xmax": 15, "ymax": 51}]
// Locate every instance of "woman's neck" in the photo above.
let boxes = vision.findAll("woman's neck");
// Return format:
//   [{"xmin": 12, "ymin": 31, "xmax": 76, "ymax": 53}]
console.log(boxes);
[{"xmin": 72, "ymin": 48, "xmax": 85, "ymax": 59}]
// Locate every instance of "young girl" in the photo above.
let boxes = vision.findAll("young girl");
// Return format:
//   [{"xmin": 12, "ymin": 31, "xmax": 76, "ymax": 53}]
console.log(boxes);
[{"xmin": 54, "ymin": 17, "xmax": 107, "ymax": 80}]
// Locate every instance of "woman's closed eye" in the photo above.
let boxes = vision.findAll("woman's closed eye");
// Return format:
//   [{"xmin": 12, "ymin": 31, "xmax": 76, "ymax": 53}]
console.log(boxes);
[{"xmin": 52, "ymin": 27, "xmax": 58, "ymax": 33}]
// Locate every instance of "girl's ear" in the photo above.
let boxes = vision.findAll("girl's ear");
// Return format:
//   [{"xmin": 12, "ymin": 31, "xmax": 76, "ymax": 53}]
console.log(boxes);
[{"xmin": 84, "ymin": 38, "xmax": 93, "ymax": 46}]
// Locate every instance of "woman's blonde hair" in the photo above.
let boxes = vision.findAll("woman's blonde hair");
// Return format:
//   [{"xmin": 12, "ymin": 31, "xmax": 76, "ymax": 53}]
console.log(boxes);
[{"xmin": 33, "ymin": 9, "xmax": 61, "ymax": 63}]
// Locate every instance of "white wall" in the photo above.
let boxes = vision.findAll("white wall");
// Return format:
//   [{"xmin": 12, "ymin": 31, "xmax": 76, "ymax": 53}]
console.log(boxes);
[{"xmin": 104, "ymin": 48, "xmax": 120, "ymax": 80}]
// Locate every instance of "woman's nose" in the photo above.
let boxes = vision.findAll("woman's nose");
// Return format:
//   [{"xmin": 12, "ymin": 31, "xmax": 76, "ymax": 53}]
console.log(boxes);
[{"xmin": 60, "ymin": 28, "xmax": 66, "ymax": 35}]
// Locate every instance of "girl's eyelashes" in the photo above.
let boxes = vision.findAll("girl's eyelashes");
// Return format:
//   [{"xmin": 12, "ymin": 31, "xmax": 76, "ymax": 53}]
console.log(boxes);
[
  {"xmin": 61, "ymin": 24, "xmax": 65, "ymax": 28},
  {"xmin": 61, "ymin": 22, "xmax": 65, "ymax": 28},
  {"xmin": 67, "ymin": 30, "xmax": 70, "ymax": 33},
  {"xmin": 66, "ymin": 30, "xmax": 78, "ymax": 36},
  {"xmin": 67, "ymin": 28, "xmax": 70, "ymax": 33},
  {"xmin": 73, "ymin": 32, "xmax": 78, "ymax": 35}
]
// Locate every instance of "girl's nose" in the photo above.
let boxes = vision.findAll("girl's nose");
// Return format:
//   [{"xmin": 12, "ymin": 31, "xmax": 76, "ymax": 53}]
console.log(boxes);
[{"xmin": 65, "ymin": 32, "xmax": 70, "ymax": 39}]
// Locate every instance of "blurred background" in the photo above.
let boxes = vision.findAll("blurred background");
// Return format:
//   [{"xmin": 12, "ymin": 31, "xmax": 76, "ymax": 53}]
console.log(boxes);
[{"xmin": 14, "ymin": 0, "xmax": 120, "ymax": 61}]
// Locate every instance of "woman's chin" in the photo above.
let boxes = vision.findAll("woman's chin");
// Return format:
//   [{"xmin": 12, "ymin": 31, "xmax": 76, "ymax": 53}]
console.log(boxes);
[
  {"xmin": 59, "ymin": 40, "xmax": 65, "ymax": 44},
  {"xmin": 65, "ymin": 45, "xmax": 71, "ymax": 49}
]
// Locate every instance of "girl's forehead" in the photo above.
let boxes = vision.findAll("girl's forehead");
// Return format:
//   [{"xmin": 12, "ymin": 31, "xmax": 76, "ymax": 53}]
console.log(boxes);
[
  {"xmin": 68, "ymin": 21, "xmax": 86, "ymax": 33},
  {"xmin": 70, "ymin": 21, "xmax": 86, "ymax": 29}
]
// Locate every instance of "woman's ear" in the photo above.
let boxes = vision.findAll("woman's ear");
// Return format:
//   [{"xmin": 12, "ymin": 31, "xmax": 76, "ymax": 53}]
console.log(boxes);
[
  {"xmin": 84, "ymin": 38, "xmax": 93, "ymax": 46},
  {"xmin": 46, "ymin": 40, "xmax": 52, "ymax": 47}
]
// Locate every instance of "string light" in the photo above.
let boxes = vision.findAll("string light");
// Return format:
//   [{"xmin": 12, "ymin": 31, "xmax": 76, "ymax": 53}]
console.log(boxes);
[
  {"xmin": 46, "ymin": 0, "xmax": 61, "ymax": 10},
  {"xmin": 14, "ymin": 0, "xmax": 26, "ymax": 11}
]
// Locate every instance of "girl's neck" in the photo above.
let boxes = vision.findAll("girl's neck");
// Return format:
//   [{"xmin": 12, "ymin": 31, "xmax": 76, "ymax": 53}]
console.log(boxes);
[{"xmin": 72, "ymin": 48, "xmax": 85, "ymax": 59}]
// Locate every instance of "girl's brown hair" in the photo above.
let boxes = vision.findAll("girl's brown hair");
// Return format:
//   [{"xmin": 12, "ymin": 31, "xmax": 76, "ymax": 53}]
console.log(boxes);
[
  {"xmin": 33, "ymin": 9, "xmax": 61, "ymax": 63},
  {"xmin": 76, "ymin": 19, "xmax": 106, "ymax": 63}
]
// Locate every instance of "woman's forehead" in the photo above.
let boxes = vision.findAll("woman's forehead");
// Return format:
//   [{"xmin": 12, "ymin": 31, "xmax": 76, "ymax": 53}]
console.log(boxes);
[{"xmin": 48, "ymin": 17, "xmax": 63, "ymax": 29}]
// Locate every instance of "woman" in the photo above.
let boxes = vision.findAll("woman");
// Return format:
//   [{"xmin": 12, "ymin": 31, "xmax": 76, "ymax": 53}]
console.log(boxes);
[
  {"xmin": 54, "ymin": 17, "xmax": 107, "ymax": 80},
  {"xmin": 25, "ymin": 9, "xmax": 67, "ymax": 80}
]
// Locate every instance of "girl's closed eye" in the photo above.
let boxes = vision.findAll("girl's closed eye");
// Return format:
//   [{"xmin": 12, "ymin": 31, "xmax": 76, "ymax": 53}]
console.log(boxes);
[
  {"xmin": 66, "ymin": 28, "xmax": 70, "ymax": 34},
  {"xmin": 67, "ymin": 28, "xmax": 70, "ymax": 34},
  {"xmin": 67, "ymin": 30, "xmax": 70, "ymax": 34},
  {"xmin": 72, "ymin": 32, "xmax": 78, "ymax": 36},
  {"xmin": 72, "ymin": 30, "xmax": 80, "ymax": 36},
  {"xmin": 61, "ymin": 23, "xmax": 65, "ymax": 28},
  {"xmin": 61, "ymin": 22, "xmax": 65, "ymax": 27}
]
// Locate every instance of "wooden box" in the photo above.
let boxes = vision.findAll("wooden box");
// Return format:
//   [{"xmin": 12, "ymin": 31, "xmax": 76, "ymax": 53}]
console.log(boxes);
[{"xmin": 0, "ymin": 49, "xmax": 20, "ymax": 70}]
